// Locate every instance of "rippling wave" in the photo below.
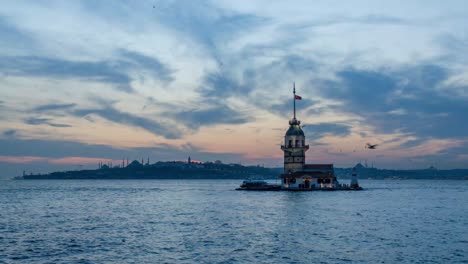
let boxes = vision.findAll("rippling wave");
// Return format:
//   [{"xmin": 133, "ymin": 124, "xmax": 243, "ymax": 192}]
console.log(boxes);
[{"xmin": 0, "ymin": 180, "xmax": 467, "ymax": 263}]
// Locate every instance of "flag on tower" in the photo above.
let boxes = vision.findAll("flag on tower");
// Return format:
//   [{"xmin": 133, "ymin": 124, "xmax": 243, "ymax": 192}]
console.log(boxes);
[{"xmin": 294, "ymin": 95, "xmax": 302, "ymax": 100}]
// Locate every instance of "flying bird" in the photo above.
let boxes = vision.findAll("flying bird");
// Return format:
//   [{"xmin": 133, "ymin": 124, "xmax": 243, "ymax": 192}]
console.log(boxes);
[{"xmin": 366, "ymin": 143, "xmax": 378, "ymax": 149}]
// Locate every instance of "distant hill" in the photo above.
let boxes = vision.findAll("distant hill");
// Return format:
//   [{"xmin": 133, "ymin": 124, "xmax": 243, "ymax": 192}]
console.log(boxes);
[
  {"xmin": 17, "ymin": 161, "xmax": 468, "ymax": 180},
  {"xmin": 21, "ymin": 161, "xmax": 282, "ymax": 180}
]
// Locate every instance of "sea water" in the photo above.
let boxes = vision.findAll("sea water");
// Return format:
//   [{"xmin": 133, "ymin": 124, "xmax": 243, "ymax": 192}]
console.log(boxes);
[{"xmin": 0, "ymin": 180, "xmax": 467, "ymax": 263}]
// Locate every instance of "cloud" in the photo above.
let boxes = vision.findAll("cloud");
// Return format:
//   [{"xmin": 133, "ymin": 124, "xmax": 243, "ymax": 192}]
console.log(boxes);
[
  {"xmin": 33, "ymin": 103, "xmax": 76, "ymax": 112},
  {"xmin": 154, "ymin": 0, "xmax": 268, "ymax": 61},
  {"xmin": 169, "ymin": 102, "xmax": 251, "ymax": 130},
  {"xmin": 0, "ymin": 137, "xmax": 240, "ymax": 161},
  {"xmin": 0, "ymin": 16, "xmax": 34, "ymax": 52},
  {"xmin": 317, "ymin": 64, "xmax": 468, "ymax": 139},
  {"xmin": 196, "ymin": 54, "xmax": 320, "ymax": 119},
  {"xmin": 71, "ymin": 106, "xmax": 181, "ymax": 139},
  {"xmin": 323, "ymin": 68, "xmax": 397, "ymax": 112},
  {"xmin": 398, "ymin": 138, "xmax": 430, "ymax": 149},
  {"xmin": 0, "ymin": 138, "xmax": 245, "ymax": 177},
  {"xmin": 434, "ymin": 33, "xmax": 468, "ymax": 64},
  {"xmin": 0, "ymin": 50, "xmax": 173, "ymax": 93},
  {"xmin": 356, "ymin": 14, "xmax": 407, "ymax": 25},
  {"xmin": 269, "ymin": 98, "xmax": 318, "ymax": 118},
  {"xmin": 0, "ymin": 156, "xmax": 46, "ymax": 164},
  {"xmin": 280, "ymin": 14, "xmax": 407, "ymax": 35},
  {"xmin": 24, "ymin": 117, "xmax": 72, "ymax": 128},
  {"xmin": 392, "ymin": 139, "xmax": 468, "ymax": 168},
  {"xmin": 0, "ymin": 138, "xmax": 120, "ymax": 159},
  {"xmin": 1, "ymin": 1, "xmax": 467, "ymax": 171},
  {"xmin": 2, "ymin": 129, "xmax": 16, "ymax": 137},
  {"xmin": 0, "ymin": 155, "xmax": 121, "ymax": 166},
  {"xmin": 30, "ymin": 96, "xmax": 250, "ymax": 138},
  {"xmin": 118, "ymin": 49, "xmax": 174, "ymax": 83},
  {"xmin": 271, "ymin": 54, "xmax": 318, "ymax": 73},
  {"xmin": 0, "ymin": 56, "xmax": 132, "ymax": 92},
  {"xmin": 303, "ymin": 123, "xmax": 352, "ymax": 140},
  {"xmin": 199, "ymin": 56, "xmax": 319, "ymax": 117},
  {"xmin": 198, "ymin": 71, "xmax": 252, "ymax": 98},
  {"xmin": 248, "ymin": 54, "xmax": 319, "ymax": 92}
]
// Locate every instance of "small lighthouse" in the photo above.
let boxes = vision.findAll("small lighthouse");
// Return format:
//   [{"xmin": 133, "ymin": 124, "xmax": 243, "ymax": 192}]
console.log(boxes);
[{"xmin": 350, "ymin": 167, "xmax": 359, "ymax": 188}]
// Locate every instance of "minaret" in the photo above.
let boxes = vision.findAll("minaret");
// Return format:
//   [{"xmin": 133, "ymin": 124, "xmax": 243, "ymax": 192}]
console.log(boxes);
[{"xmin": 281, "ymin": 83, "xmax": 309, "ymax": 173}]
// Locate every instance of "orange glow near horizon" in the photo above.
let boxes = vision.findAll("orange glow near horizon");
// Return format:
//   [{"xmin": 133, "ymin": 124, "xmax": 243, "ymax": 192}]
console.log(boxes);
[
  {"xmin": 0, "ymin": 156, "xmax": 121, "ymax": 165},
  {"xmin": 0, "ymin": 156, "xmax": 47, "ymax": 163},
  {"xmin": 1, "ymin": 102, "xmax": 465, "ymax": 169}
]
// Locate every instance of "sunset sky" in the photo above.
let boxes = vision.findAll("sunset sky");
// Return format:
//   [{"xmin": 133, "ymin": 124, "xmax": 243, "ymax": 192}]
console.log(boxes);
[{"xmin": 1, "ymin": 0, "xmax": 467, "ymax": 177}]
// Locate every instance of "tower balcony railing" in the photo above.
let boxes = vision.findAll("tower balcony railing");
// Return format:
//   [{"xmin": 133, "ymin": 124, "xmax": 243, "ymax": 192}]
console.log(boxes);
[{"xmin": 281, "ymin": 144, "xmax": 310, "ymax": 150}]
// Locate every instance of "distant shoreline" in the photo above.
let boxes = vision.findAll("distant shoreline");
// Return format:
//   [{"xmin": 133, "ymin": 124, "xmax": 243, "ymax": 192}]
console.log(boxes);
[
  {"xmin": 13, "ymin": 161, "xmax": 468, "ymax": 180},
  {"xmin": 15, "ymin": 177, "xmax": 468, "ymax": 180}
]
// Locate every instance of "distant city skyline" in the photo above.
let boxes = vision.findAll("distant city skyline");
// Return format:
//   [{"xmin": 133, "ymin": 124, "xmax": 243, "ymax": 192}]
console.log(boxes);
[{"xmin": 1, "ymin": 0, "xmax": 468, "ymax": 177}]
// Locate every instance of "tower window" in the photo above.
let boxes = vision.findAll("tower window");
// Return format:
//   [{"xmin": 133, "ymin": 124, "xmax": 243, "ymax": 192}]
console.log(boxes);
[
  {"xmin": 288, "ymin": 140, "xmax": 292, "ymax": 147},
  {"xmin": 295, "ymin": 140, "xmax": 299, "ymax": 147}
]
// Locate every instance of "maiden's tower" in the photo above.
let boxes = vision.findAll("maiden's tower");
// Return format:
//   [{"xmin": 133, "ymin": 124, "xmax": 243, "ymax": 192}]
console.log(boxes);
[
  {"xmin": 280, "ymin": 84, "xmax": 346, "ymax": 190},
  {"xmin": 236, "ymin": 84, "xmax": 361, "ymax": 191}
]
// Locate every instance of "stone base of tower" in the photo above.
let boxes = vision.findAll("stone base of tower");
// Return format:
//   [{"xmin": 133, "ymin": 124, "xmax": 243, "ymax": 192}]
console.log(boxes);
[{"xmin": 279, "ymin": 163, "xmax": 359, "ymax": 191}]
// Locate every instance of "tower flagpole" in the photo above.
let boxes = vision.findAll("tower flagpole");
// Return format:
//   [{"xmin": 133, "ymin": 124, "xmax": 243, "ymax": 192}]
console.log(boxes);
[{"xmin": 293, "ymin": 82, "xmax": 296, "ymax": 119}]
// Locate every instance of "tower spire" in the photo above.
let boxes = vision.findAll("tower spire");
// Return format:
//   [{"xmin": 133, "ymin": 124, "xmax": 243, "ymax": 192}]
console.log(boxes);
[{"xmin": 293, "ymin": 82, "xmax": 296, "ymax": 119}]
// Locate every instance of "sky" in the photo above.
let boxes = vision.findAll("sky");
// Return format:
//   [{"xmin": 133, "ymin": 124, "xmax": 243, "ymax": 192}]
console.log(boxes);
[{"xmin": 1, "ymin": 0, "xmax": 467, "ymax": 177}]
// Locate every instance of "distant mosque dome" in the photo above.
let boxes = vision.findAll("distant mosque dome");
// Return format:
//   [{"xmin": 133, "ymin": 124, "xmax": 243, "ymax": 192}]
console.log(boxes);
[
  {"xmin": 354, "ymin": 163, "xmax": 365, "ymax": 169},
  {"xmin": 127, "ymin": 160, "xmax": 143, "ymax": 168}
]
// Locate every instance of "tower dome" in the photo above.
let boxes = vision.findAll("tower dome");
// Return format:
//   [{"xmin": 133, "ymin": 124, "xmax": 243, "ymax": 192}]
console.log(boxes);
[{"xmin": 285, "ymin": 119, "xmax": 304, "ymax": 137}]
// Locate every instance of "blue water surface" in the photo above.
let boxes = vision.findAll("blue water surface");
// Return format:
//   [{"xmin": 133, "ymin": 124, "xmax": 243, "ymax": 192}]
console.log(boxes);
[{"xmin": 0, "ymin": 179, "xmax": 467, "ymax": 263}]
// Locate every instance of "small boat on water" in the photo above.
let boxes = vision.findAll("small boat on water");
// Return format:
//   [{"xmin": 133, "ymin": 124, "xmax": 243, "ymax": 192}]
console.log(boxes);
[{"xmin": 236, "ymin": 180, "xmax": 281, "ymax": 191}]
